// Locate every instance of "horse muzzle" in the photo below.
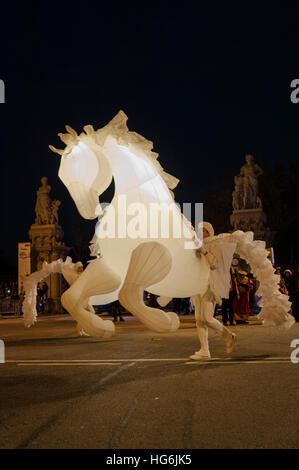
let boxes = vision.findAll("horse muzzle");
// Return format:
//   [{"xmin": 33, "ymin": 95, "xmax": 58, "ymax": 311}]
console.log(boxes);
[{"xmin": 66, "ymin": 182, "xmax": 99, "ymax": 219}]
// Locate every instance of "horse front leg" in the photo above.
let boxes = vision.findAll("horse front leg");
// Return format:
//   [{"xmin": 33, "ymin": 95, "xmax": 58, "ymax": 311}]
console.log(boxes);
[
  {"xmin": 118, "ymin": 242, "xmax": 180, "ymax": 333},
  {"xmin": 61, "ymin": 257, "xmax": 121, "ymax": 338}
]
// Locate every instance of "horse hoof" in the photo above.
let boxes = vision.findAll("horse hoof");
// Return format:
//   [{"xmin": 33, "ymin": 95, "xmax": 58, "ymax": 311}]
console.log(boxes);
[
  {"xmin": 102, "ymin": 320, "xmax": 116, "ymax": 338},
  {"xmin": 165, "ymin": 312, "xmax": 180, "ymax": 332}
]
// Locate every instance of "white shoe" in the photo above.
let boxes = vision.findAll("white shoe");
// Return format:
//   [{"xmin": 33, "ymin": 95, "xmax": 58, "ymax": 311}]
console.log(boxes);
[
  {"xmin": 190, "ymin": 350, "xmax": 211, "ymax": 360},
  {"xmin": 226, "ymin": 333, "xmax": 237, "ymax": 354}
]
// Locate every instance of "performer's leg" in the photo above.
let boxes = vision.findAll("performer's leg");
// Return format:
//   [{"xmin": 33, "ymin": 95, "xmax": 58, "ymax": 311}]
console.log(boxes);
[
  {"xmin": 202, "ymin": 292, "xmax": 237, "ymax": 354},
  {"xmin": 190, "ymin": 294, "xmax": 211, "ymax": 358},
  {"xmin": 196, "ymin": 327, "xmax": 209, "ymax": 355},
  {"xmin": 191, "ymin": 290, "xmax": 237, "ymax": 358}
]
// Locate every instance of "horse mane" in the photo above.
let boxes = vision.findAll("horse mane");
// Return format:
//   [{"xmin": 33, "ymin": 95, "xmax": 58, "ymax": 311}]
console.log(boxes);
[
  {"xmin": 50, "ymin": 110, "xmax": 180, "ymax": 197},
  {"xmin": 98, "ymin": 110, "xmax": 180, "ymax": 195}
]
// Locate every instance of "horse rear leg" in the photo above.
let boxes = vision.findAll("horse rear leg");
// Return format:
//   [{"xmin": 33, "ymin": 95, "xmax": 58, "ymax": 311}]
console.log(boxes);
[
  {"xmin": 118, "ymin": 242, "xmax": 179, "ymax": 333},
  {"xmin": 61, "ymin": 257, "xmax": 121, "ymax": 338}
]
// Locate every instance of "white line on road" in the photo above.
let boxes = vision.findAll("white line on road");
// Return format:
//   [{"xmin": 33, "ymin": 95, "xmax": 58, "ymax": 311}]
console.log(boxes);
[
  {"xmin": 185, "ymin": 360, "xmax": 292, "ymax": 365},
  {"xmin": 15, "ymin": 360, "xmax": 293, "ymax": 367},
  {"xmin": 3, "ymin": 357, "xmax": 293, "ymax": 366},
  {"xmin": 6, "ymin": 358, "xmax": 188, "ymax": 363},
  {"xmin": 17, "ymin": 362, "xmax": 122, "ymax": 366}
]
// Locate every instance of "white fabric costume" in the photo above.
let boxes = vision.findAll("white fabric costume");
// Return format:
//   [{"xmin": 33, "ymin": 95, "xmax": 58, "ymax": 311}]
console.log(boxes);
[
  {"xmin": 206, "ymin": 231, "xmax": 294, "ymax": 329},
  {"xmin": 22, "ymin": 256, "xmax": 90, "ymax": 335},
  {"xmin": 191, "ymin": 222, "xmax": 237, "ymax": 359}
]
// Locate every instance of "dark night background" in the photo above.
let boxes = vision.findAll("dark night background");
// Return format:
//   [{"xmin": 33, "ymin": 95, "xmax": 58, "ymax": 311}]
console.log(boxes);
[{"xmin": 1, "ymin": 2, "xmax": 299, "ymax": 273}]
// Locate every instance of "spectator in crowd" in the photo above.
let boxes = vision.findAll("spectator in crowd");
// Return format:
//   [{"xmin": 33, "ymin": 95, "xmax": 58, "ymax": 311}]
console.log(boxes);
[
  {"xmin": 173, "ymin": 298, "xmax": 181, "ymax": 314},
  {"xmin": 175, "ymin": 298, "xmax": 190, "ymax": 315},
  {"xmin": 37, "ymin": 281, "xmax": 48, "ymax": 313},
  {"xmin": 247, "ymin": 273, "xmax": 257, "ymax": 312},
  {"xmin": 188, "ymin": 297, "xmax": 194, "ymax": 314},
  {"xmin": 282, "ymin": 268, "xmax": 295, "ymax": 317},
  {"xmin": 274, "ymin": 266, "xmax": 288, "ymax": 295},
  {"xmin": 233, "ymin": 270, "xmax": 253, "ymax": 323},
  {"xmin": 283, "ymin": 269, "xmax": 294, "ymax": 298},
  {"xmin": 248, "ymin": 274, "xmax": 261, "ymax": 315},
  {"xmin": 292, "ymin": 265, "xmax": 299, "ymax": 322},
  {"xmin": 221, "ymin": 267, "xmax": 237, "ymax": 326},
  {"xmin": 111, "ymin": 300, "xmax": 124, "ymax": 322}
]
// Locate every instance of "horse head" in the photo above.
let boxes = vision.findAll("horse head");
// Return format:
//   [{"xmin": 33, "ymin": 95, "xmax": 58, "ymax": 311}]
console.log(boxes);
[
  {"xmin": 49, "ymin": 123, "xmax": 113, "ymax": 219},
  {"xmin": 50, "ymin": 110, "xmax": 180, "ymax": 220}
]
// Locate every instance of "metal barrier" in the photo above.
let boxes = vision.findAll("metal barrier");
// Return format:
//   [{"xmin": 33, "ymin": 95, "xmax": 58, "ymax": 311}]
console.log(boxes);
[{"xmin": 0, "ymin": 299, "xmax": 22, "ymax": 315}]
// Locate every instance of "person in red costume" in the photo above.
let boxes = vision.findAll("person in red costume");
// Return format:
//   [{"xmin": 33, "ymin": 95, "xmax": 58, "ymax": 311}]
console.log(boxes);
[{"xmin": 233, "ymin": 270, "xmax": 253, "ymax": 323}]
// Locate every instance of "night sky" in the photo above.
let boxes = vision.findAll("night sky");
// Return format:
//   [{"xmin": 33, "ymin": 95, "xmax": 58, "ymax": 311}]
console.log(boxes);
[{"xmin": 1, "ymin": 3, "xmax": 299, "ymax": 271}]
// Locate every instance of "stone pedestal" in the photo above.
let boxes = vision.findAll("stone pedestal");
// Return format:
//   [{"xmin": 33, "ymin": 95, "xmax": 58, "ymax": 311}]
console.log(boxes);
[
  {"xmin": 230, "ymin": 208, "xmax": 266, "ymax": 232},
  {"xmin": 230, "ymin": 208, "xmax": 275, "ymax": 248},
  {"xmin": 29, "ymin": 224, "xmax": 70, "ymax": 313}
]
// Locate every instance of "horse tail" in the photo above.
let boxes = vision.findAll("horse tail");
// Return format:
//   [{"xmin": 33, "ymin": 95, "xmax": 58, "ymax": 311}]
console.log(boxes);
[
  {"xmin": 22, "ymin": 259, "xmax": 64, "ymax": 327},
  {"xmin": 228, "ymin": 231, "xmax": 294, "ymax": 329}
]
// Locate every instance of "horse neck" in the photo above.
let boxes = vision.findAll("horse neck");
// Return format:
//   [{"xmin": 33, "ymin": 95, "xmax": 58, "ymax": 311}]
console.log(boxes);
[{"xmin": 107, "ymin": 147, "xmax": 172, "ymax": 204}]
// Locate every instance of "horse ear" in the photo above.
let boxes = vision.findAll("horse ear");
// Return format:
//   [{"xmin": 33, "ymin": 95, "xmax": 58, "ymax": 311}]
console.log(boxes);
[
  {"xmin": 84, "ymin": 124, "xmax": 94, "ymax": 135},
  {"xmin": 65, "ymin": 125, "xmax": 77, "ymax": 137},
  {"xmin": 58, "ymin": 132, "xmax": 73, "ymax": 145},
  {"xmin": 49, "ymin": 145, "xmax": 64, "ymax": 155}
]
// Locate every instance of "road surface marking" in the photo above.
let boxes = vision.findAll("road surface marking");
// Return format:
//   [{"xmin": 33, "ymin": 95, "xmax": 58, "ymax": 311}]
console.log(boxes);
[
  {"xmin": 4, "ymin": 356, "xmax": 292, "ymax": 366},
  {"xmin": 6, "ymin": 358, "xmax": 188, "ymax": 363},
  {"xmin": 17, "ymin": 362, "xmax": 122, "ymax": 366},
  {"xmin": 185, "ymin": 360, "xmax": 292, "ymax": 365}
]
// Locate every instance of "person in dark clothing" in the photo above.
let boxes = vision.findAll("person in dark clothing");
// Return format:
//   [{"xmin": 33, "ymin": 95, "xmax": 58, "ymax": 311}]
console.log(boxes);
[
  {"xmin": 247, "ymin": 273, "xmax": 257, "ymax": 312},
  {"xmin": 274, "ymin": 266, "xmax": 288, "ymax": 295},
  {"xmin": 222, "ymin": 268, "xmax": 237, "ymax": 326},
  {"xmin": 37, "ymin": 281, "xmax": 48, "ymax": 313},
  {"xmin": 283, "ymin": 269, "xmax": 294, "ymax": 298},
  {"xmin": 111, "ymin": 300, "xmax": 124, "ymax": 322},
  {"xmin": 173, "ymin": 298, "xmax": 189, "ymax": 315}
]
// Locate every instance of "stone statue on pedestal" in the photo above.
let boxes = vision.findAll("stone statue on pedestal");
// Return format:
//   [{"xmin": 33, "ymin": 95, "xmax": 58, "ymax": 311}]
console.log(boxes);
[
  {"xmin": 232, "ymin": 155, "xmax": 263, "ymax": 211},
  {"xmin": 239, "ymin": 154, "xmax": 263, "ymax": 209},
  {"xmin": 29, "ymin": 177, "xmax": 70, "ymax": 313},
  {"xmin": 49, "ymin": 200, "xmax": 61, "ymax": 224},
  {"xmin": 230, "ymin": 155, "xmax": 274, "ymax": 247},
  {"xmin": 232, "ymin": 175, "xmax": 244, "ymax": 211},
  {"xmin": 35, "ymin": 176, "xmax": 61, "ymax": 225}
]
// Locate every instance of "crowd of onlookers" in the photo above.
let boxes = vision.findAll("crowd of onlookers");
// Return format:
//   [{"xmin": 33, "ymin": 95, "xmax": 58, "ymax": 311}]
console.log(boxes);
[
  {"xmin": 0, "ymin": 280, "xmax": 49, "ymax": 314},
  {"xmin": 0, "ymin": 280, "xmax": 19, "ymax": 299},
  {"xmin": 0, "ymin": 280, "xmax": 22, "ymax": 315},
  {"xmin": 220, "ymin": 264, "xmax": 299, "ymax": 324},
  {"xmin": 143, "ymin": 262, "xmax": 299, "ymax": 325},
  {"xmin": 219, "ymin": 269, "xmax": 259, "ymax": 325}
]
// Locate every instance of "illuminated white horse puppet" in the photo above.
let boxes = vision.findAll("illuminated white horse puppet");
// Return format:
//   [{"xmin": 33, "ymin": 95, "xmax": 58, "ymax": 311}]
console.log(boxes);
[{"xmin": 44, "ymin": 110, "xmax": 293, "ymax": 338}]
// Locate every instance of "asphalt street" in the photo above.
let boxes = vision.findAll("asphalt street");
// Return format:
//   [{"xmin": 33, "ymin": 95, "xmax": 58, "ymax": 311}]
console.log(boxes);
[{"xmin": 0, "ymin": 314, "xmax": 298, "ymax": 449}]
